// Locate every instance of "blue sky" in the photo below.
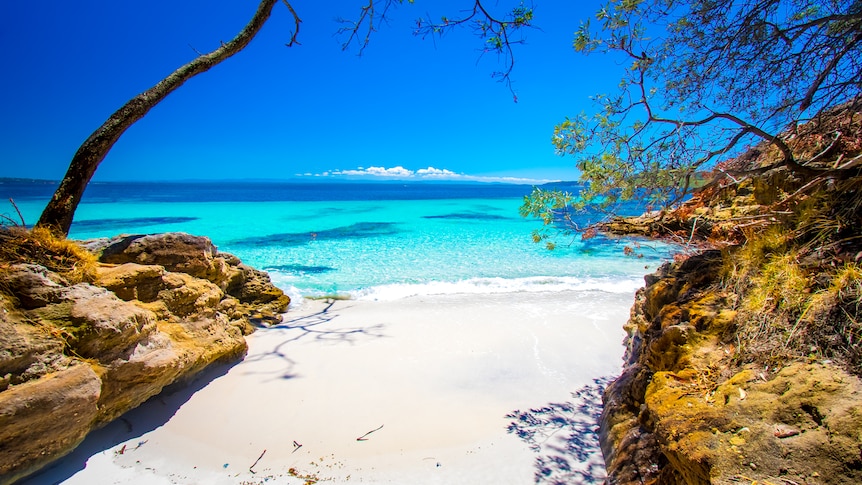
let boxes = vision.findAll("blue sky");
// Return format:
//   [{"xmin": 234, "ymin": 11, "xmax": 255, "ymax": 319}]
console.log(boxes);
[{"xmin": 0, "ymin": 1, "xmax": 620, "ymax": 184}]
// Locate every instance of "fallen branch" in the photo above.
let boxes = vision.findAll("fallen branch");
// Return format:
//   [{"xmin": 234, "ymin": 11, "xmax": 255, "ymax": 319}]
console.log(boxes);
[
  {"xmin": 356, "ymin": 424, "xmax": 384, "ymax": 441},
  {"xmin": 249, "ymin": 448, "xmax": 266, "ymax": 474}
]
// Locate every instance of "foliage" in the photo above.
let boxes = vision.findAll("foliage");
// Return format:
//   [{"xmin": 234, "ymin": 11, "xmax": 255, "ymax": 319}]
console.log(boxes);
[
  {"xmin": 522, "ymin": 0, "xmax": 862, "ymax": 239},
  {"xmin": 519, "ymin": 188, "xmax": 577, "ymax": 249},
  {"xmin": 340, "ymin": 1, "xmax": 536, "ymax": 98},
  {"xmin": 409, "ymin": 1, "xmax": 535, "ymax": 100}
]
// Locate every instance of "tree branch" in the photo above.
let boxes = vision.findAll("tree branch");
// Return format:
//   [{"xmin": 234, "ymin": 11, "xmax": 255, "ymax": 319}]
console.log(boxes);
[
  {"xmin": 38, "ymin": 0, "xmax": 295, "ymax": 234},
  {"xmin": 800, "ymin": 31, "xmax": 862, "ymax": 111}
]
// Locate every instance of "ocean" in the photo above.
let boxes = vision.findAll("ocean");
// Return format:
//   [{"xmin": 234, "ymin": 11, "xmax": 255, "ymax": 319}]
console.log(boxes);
[{"xmin": 2, "ymin": 179, "xmax": 674, "ymax": 305}]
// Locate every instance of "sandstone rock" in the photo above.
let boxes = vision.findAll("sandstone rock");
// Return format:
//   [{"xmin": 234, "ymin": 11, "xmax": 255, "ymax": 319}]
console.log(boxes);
[
  {"xmin": 98, "ymin": 233, "xmax": 220, "ymax": 279},
  {"xmin": 0, "ymin": 232, "xmax": 286, "ymax": 482},
  {"xmin": 97, "ymin": 263, "xmax": 166, "ymax": 302},
  {"xmin": 2, "ymin": 264, "xmax": 67, "ymax": 309},
  {"xmin": 93, "ymin": 233, "xmax": 289, "ymax": 313},
  {"xmin": 600, "ymin": 364, "xmax": 665, "ymax": 484},
  {"xmin": 0, "ymin": 312, "xmax": 67, "ymax": 389},
  {"xmin": 0, "ymin": 364, "xmax": 101, "ymax": 485},
  {"xmin": 29, "ymin": 283, "xmax": 156, "ymax": 363},
  {"xmin": 157, "ymin": 272, "xmax": 223, "ymax": 318},
  {"xmin": 96, "ymin": 315, "xmax": 246, "ymax": 424},
  {"xmin": 601, "ymin": 251, "xmax": 862, "ymax": 485},
  {"xmin": 228, "ymin": 264, "xmax": 289, "ymax": 306}
]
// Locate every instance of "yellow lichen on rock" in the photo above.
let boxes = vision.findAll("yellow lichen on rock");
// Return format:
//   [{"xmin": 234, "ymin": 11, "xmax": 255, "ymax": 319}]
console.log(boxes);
[
  {"xmin": 0, "ymin": 231, "xmax": 290, "ymax": 484},
  {"xmin": 602, "ymin": 248, "xmax": 862, "ymax": 484}
]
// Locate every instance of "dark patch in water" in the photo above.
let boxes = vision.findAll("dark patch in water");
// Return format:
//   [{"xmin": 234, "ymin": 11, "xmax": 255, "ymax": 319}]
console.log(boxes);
[
  {"xmin": 285, "ymin": 205, "xmax": 384, "ymax": 222},
  {"xmin": 422, "ymin": 212, "xmax": 511, "ymax": 221},
  {"xmin": 264, "ymin": 264, "xmax": 336, "ymax": 275},
  {"xmin": 71, "ymin": 216, "xmax": 198, "ymax": 231},
  {"xmin": 231, "ymin": 222, "xmax": 400, "ymax": 247}
]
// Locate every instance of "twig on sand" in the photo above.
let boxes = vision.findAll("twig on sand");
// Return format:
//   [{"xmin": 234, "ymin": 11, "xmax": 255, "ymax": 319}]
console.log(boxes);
[
  {"xmin": 356, "ymin": 424, "xmax": 384, "ymax": 441},
  {"xmin": 249, "ymin": 449, "xmax": 266, "ymax": 474},
  {"xmin": 292, "ymin": 440, "xmax": 303, "ymax": 453}
]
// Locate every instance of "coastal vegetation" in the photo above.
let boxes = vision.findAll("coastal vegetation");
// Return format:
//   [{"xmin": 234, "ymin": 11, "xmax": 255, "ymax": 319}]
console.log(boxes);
[
  {"xmin": 527, "ymin": 1, "xmax": 862, "ymax": 482},
  {"xmin": 523, "ymin": 0, "xmax": 862, "ymax": 239},
  {"xmin": 514, "ymin": 0, "xmax": 862, "ymax": 388}
]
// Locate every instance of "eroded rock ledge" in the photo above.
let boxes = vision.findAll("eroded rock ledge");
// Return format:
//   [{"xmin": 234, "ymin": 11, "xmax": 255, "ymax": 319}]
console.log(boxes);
[
  {"xmin": 601, "ymin": 251, "xmax": 862, "ymax": 484},
  {"xmin": 0, "ymin": 232, "xmax": 290, "ymax": 484}
]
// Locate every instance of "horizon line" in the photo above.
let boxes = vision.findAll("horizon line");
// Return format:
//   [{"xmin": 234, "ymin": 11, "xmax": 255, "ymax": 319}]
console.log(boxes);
[{"xmin": 1, "ymin": 176, "xmax": 579, "ymax": 186}]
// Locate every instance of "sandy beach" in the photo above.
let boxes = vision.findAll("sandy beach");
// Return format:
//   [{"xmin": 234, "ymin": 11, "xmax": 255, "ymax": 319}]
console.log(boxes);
[{"xmin": 22, "ymin": 290, "xmax": 633, "ymax": 485}]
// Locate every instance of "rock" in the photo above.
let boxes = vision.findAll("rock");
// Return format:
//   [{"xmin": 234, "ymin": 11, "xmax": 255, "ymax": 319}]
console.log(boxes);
[
  {"xmin": 29, "ymin": 283, "xmax": 156, "ymax": 363},
  {"xmin": 97, "ymin": 263, "xmax": 166, "ymax": 302},
  {"xmin": 156, "ymin": 272, "xmax": 224, "ymax": 318},
  {"xmin": 98, "ymin": 233, "xmax": 220, "ymax": 280},
  {"xmin": 0, "ymin": 364, "xmax": 102, "ymax": 485},
  {"xmin": 0, "ymin": 304, "xmax": 68, "ymax": 389},
  {"xmin": 2, "ymin": 264, "xmax": 67, "ymax": 309},
  {"xmin": 0, "ymin": 232, "xmax": 288, "ymax": 482},
  {"xmin": 599, "ymin": 364, "xmax": 665, "ymax": 485},
  {"xmin": 93, "ymin": 233, "xmax": 289, "ymax": 313},
  {"xmin": 600, "ymin": 251, "xmax": 862, "ymax": 485},
  {"xmin": 228, "ymin": 264, "xmax": 289, "ymax": 306}
]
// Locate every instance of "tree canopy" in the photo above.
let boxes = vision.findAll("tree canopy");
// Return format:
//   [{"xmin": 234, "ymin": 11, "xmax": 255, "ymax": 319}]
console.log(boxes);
[{"xmin": 522, "ymin": 0, "xmax": 862, "ymax": 243}]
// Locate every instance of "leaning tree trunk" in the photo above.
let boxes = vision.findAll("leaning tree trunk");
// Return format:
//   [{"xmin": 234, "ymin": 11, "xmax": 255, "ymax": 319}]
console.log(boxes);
[{"xmin": 37, "ymin": 0, "xmax": 284, "ymax": 235}]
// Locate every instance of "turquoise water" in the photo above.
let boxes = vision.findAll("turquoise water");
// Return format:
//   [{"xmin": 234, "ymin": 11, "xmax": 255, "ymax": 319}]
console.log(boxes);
[{"xmin": 3, "ymin": 181, "xmax": 675, "ymax": 303}]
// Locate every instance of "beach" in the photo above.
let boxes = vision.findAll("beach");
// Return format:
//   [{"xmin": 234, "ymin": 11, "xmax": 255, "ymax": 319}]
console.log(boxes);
[
  {"xmin": 5, "ymin": 180, "xmax": 664, "ymax": 484},
  {"xmin": 23, "ymin": 289, "xmax": 633, "ymax": 485}
]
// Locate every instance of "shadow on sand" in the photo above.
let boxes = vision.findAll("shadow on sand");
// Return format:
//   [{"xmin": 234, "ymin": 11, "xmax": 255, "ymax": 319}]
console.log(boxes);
[
  {"xmin": 242, "ymin": 299, "xmax": 388, "ymax": 381},
  {"xmin": 506, "ymin": 377, "xmax": 612, "ymax": 485},
  {"xmin": 22, "ymin": 302, "xmax": 384, "ymax": 484},
  {"xmin": 18, "ymin": 360, "xmax": 238, "ymax": 485}
]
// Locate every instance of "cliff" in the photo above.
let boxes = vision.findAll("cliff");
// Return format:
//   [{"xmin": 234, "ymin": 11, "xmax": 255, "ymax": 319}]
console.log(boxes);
[
  {"xmin": 0, "ymin": 230, "xmax": 290, "ymax": 484},
  {"xmin": 599, "ymin": 104, "xmax": 862, "ymax": 483},
  {"xmin": 602, "ymin": 252, "xmax": 862, "ymax": 484}
]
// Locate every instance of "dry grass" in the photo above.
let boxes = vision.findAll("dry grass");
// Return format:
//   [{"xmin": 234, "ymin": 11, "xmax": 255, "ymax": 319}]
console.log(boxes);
[
  {"xmin": 721, "ymin": 231, "xmax": 862, "ymax": 376},
  {"xmin": 0, "ymin": 226, "xmax": 98, "ymax": 284}
]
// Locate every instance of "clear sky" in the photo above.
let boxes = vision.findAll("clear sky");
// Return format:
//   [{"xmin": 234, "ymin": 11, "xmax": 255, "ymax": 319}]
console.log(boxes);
[{"xmin": 0, "ymin": 1, "xmax": 620, "ymax": 184}]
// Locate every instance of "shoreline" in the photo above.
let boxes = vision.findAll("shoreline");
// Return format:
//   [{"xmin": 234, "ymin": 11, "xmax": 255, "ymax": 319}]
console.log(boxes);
[{"xmin": 22, "ymin": 290, "xmax": 633, "ymax": 485}]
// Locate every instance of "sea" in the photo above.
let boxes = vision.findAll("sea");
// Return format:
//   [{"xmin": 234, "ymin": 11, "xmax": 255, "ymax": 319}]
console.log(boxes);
[{"xmin": 1, "ymin": 179, "xmax": 675, "ymax": 306}]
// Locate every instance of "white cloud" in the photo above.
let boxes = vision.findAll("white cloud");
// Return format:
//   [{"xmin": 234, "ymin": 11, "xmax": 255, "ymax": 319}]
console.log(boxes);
[
  {"xmin": 319, "ymin": 165, "xmax": 558, "ymax": 185},
  {"xmin": 416, "ymin": 166, "xmax": 457, "ymax": 177},
  {"xmin": 333, "ymin": 166, "xmax": 415, "ymax": 177}
]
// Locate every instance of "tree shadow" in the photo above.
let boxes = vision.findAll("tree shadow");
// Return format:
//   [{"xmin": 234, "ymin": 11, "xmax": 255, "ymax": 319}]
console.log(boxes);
[
  {"xmin": 241, "ymin": 299, "xmax": 388, "ymax": 381},
  {"xmin": 506, "ymin": 377, "xmax": 612, "ymax": 485},
  {"xmin": 18, "ymin": 360, "xmax": 237, "ymax": 485},
  {"xmin": 20, "ymin": 300, "xmax": 387, "ymax": 483}
]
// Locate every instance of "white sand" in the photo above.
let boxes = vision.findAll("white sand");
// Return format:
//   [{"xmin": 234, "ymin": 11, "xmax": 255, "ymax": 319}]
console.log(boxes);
[{"xmin": 23, "ymin": 290, "xmax": 633, "ymax": 485}]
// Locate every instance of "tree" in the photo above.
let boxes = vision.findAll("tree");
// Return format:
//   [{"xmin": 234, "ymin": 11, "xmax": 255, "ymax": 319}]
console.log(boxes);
[
  {"xmin": 36, "ymin": 0, "xmax": 534, "ymax": 236},
  {"xmin": 36, "ymin": 0, "xmax": 297, "ymax": 235},
  {"xmin": 522, "ymin": 0, "xmax": 862, "ymax": 242}
]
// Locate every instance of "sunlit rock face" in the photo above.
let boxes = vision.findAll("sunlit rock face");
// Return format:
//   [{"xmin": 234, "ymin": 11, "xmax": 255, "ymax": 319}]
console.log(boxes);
[
  {"xmin": 0, "ymin": 232, "xmax": 290, "ymax": 484},
  {"xmin": 600, "ymin": 251, "xmax": 862, "ymax": 485}
]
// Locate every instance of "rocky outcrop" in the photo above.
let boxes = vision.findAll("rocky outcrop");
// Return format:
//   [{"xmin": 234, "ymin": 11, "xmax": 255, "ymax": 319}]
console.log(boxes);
[
  {"xmin": 601, "ymin": 251, "xmax": 862, "ymax": 484},
  {"xmin": 0, "ymin": 233, "xmax": 290, "ymax": 484}
]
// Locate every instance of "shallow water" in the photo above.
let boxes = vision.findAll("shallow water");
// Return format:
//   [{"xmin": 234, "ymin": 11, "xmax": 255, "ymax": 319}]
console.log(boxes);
[{"xmin": 3, "ymin": 180, "xmax": 673, "ymax": 301}]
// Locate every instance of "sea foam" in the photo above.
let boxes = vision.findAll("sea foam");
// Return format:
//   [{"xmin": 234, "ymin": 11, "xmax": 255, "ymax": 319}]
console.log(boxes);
[{"xmin": 348, "ymin": 275, "xmax": 645, "ymax": 301}]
